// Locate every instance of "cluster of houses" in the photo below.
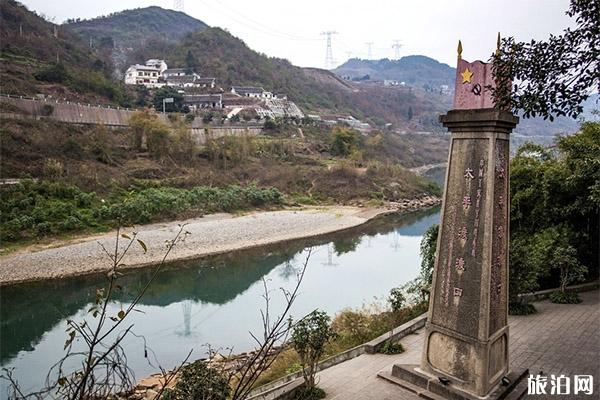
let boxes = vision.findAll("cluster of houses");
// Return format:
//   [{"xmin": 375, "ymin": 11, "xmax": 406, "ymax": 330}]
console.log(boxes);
[{"xmin": 124, "ymin": 59, "xmax": 303, "ymax": 119}]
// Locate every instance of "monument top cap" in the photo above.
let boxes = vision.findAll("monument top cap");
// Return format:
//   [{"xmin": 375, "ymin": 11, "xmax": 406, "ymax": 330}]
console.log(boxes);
[{"xmin": 453, "ymin": 35, "xmax": 504, "ymax": 110}]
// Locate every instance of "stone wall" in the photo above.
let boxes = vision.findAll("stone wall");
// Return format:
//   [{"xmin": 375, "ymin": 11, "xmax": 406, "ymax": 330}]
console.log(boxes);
[
  {"xmin": 1, "ymin": 96, "xmax": 136, "ymax": 126},
  {"xmin": 0, "ymin": 95, "xmax": 264, "ymax": 144}
]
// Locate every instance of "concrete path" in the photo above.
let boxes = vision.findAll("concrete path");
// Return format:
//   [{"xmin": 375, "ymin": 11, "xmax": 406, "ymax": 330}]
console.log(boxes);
[{"xmin": 317, "ymin": 290, "xmax": 599, "ymax": 400}]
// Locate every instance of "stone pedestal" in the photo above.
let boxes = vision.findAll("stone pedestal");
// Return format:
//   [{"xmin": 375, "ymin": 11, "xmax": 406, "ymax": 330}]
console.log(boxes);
[{"xmin": 387, "ymin": 109, "xmax": 527, "ymax": 399}]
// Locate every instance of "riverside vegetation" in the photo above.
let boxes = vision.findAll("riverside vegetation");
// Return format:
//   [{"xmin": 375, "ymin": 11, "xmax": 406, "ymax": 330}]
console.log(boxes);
[{"xmin": 0, "ymin": 110, "xmax": 442, "ymax": 246}]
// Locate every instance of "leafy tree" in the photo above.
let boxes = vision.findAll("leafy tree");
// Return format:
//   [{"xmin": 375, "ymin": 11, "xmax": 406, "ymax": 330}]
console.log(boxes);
[
  {"xmin": 548, "ymin": 231, "xmax": 587, "ymax": 303},
  {"xmin": 330, "ymin": 127, "xmax": 359, "ymax": 157},
  {"xmin": 388, "ymin": 288, "xmax": 406, "ymax": 312},
  {"xmin": 128, "ymin": 109, "xmax": 170, "ymax": 158},
  {"xmin": 401, "ymin": 223, "xmax": 439, "ymax": 303},
  {"xmin": 185, "ymin": 50, "xmax": 197, "ymax": 72},
  {"xmin": 491, "ymin": 0, "xmax": 599, "ymax": 120},
  {"xmin": 34, "ymin": 63, "xmax": 69, "ymax": 83},
  {"xmin": 291, "ymin": 310, "xmax": 336, "ymax": 395},
  {"xmin": 153, "ymin": 86, "xmax": 184, "ymax": 113}
]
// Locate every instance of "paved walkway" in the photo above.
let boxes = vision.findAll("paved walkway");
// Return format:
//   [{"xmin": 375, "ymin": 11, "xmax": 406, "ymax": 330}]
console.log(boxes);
[{"xmin": 317, "ymin": 290, "xmax": 599, "ymax": 400}]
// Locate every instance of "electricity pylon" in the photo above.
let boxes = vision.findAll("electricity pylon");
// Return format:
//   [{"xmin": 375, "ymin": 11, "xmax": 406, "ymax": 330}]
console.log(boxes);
[
  {"xmin": 365, "ymin": 42, "xmax": 374, "ymax": 59},
  {"xmin": 321, "ymin": 31, "xmax": 338, "ymax": 69},
  {"xmin": 392, "ymin": 40, "xmax": 402, "ymax": 59}
]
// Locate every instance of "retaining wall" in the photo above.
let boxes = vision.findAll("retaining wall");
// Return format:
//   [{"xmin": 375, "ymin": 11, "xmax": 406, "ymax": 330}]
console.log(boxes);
[
  {"xmin": 1, "ymin": 95, "xmax": 264, "ymax": 144},
  {"xmin": 1, "ymin": 96, "xmax": 135, "ymax": 126}
]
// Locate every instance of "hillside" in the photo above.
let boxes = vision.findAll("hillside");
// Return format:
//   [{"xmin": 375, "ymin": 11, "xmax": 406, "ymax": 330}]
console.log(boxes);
[
  {"xmin": 0, "ymin": 1, "xmax": 127, "ymax": 104},
  {"xmin": 66, "ymin": 7, "xmax": 208, "ymax": 60},
  {"xmin": 333, "ymin": 56, "xmax": 456, "ymax": 89},
  {"xmin": 127, "ymin": 26, "xmax": 448, "ymax": 130}
]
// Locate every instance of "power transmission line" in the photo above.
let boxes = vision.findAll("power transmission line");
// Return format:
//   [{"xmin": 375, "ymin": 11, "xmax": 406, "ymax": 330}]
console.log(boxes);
[
  {"xmin": 321, "ymin": 31, "xmax": 338, "ymax": 69},
  {"xmin": 197, "ymin": 0, "xmax": 319, "ymax": 42}
]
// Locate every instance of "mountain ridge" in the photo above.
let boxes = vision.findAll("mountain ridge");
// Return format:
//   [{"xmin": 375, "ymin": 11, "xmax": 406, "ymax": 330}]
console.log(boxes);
[{"xmin": 333, "ymin": 56, "xmax": 456, "ymax": 89}]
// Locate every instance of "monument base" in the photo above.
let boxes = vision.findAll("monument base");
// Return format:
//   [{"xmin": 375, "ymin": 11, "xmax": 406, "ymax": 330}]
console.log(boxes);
[{"xmin": 378, "ymin": 364, "xmax": 528, "ymax": 400}]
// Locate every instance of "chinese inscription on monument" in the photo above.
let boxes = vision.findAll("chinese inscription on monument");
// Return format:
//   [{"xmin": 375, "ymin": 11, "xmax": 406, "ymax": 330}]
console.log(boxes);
[{"xmin": 417, "ymin": 38, "xmax": 521, "ymax": 397}]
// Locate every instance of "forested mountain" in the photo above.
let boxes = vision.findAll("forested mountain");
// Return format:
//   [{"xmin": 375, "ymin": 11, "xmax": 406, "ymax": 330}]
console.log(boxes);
[
  {"xmin": 66, "ymin": 7, "xmax": 208, "ymax": 50},
  {"xmin": 334, "ymin": 56, "xmax": 456, "ymax": 89},
  {"xmin": 0, "ymin": 0, "xmax": 126, "ymax": 103}
]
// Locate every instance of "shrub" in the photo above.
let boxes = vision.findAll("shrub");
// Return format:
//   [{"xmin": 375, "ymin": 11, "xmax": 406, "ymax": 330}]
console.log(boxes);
[
  {"xmin": 388, "ymin": 288, "xmax": 406, "ymax": 312},
  {"xmin": 509, "ymin": 302, "xmax": 538, "ymax": 315},
  {"xmin": 292, "ymin": 310, "xmax": 336, "ymax": 391},
  {"xmin": 34, "ymin": 63, "xmax": 69, "ymax": 83},
  {"xmin": 161, "ymin": 360, "xmax": 229, "ymax": 400},
  {"xmin": 330, "ymin": 127, "xmax": 359, "ymax": 157},
  {"xmin": 550, "ymin": 291, "xmax": 582, "ymax": 304},
  {"xmin": 378, "ymin": 340, "xmax": 404, "ymax": 355},
  {"xmin": 185, "ymin": 113, "xmax": 195, "ymax": 123},
  {"xmin": 290, "ymin": 386, "xmax": 326, "ymax": 400},
  {"xmin": 43, "ymin": 159, "xmax": 64, "ymax": 178}
]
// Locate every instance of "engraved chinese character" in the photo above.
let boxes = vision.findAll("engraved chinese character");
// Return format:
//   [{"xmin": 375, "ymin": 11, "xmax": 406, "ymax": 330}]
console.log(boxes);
[
  {"xmin": 464, "ymin": 168, "xmax": 475, "ymax": 180},
  {"xmin": 497, "ymin": 166, "xmax": 505, "ymax": 179},
  {"xmin": 497, "ymin": 226, "xmax": 504, "ymax": 239},
  {"xmin": 498, "ymin": 195, "xmax": 504, "ymax": 209},
  {"xmin": 574, "ymin": 375, "xmax": 594, "ymax": 395},
  {"xmin": 478, "ymin": 159, "xmax": 485, "ymax": 177},
  {"xmin": 458, "ymin": 226, "xmax": 468, "ymax": 241},
  {"xmin": 462, "ymin": 196, "xmax": 471, "ymax": 210},
  {"xmin": 453, "ymin": 287, "xmax": 463, "ymax": 297},
  {"xmin": 455, "ymin": 257, "xmax": 465, "ymax": 271}
]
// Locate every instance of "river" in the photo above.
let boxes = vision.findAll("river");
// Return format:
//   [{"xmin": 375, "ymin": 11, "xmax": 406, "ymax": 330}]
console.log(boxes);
[{"xmin": 0, "ymin": 207, "xmax": 440, "ymax": 396}]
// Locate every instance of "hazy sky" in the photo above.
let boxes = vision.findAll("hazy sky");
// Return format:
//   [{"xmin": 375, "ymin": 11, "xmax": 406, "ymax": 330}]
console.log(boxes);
[{"xmin": 20, "ymin": 0, "xmax": 574, "ymax": 68}]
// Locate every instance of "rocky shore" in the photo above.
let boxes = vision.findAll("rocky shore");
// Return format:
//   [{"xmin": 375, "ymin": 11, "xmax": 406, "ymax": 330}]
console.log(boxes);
[{"xmin": 0, "ymin": 197, "xmax": 440, "ymax": 286}]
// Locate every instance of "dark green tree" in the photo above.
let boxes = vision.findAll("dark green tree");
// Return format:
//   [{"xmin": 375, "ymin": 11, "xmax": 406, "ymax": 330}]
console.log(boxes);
[
  {"xmin": 491, "ymin": 0, "xmax": 599, "ymax": 120},
  {"xmin": 185, "ymin": 50, "xmax": 197, "ymax": 72},
  {"xmin": 153, "ymin": 86, "xmax": 184, "ymax": 113},
  {"xmin": 291, "ymin": 310, "xmax": 336, "ymax": 397},
  {"xmin": 330, "ymin": 127, "xmax": 359, "ymax": 157}
]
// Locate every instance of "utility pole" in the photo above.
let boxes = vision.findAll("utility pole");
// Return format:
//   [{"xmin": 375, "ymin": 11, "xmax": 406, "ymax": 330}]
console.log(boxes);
[
  {"xmin": 392, "ymin": 40, "xmax": 402, "ymax": 59},
  {"xmin": 365, "ymin": 42, "xmax": 374, "ymax": 59},
  {"xmin": 321, "ymin": 31, "xmax": 338, "ymax": 69},
  {"xmin": 173, "ymin": 0, "xmax": 185, "ymax": 12}
]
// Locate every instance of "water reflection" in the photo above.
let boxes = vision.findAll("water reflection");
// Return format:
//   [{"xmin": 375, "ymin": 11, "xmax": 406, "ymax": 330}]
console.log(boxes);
[{"xmin": 1, "ymin": 206, "xmax": 440, "ymax": 395}]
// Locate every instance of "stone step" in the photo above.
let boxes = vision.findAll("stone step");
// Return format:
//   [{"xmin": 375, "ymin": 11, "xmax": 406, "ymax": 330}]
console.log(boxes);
[{"xmin": 378, "ymin": 370, "xmax": 446, "ymax": 400}]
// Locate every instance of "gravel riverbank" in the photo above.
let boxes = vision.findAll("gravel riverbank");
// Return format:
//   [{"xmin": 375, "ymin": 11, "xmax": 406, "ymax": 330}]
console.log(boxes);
[{"xmin": 0, "ymin": 198, "xmax": 440, "ymax": 286}]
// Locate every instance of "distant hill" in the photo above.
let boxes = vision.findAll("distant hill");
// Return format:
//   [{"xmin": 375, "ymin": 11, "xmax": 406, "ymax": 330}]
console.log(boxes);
[
  {"xmin": 66, "ymin": 7, "xmax": 208, "ymax": 50},
  {"xmin": 333, "ymin": 56, "xmax": 456, "ymax": 89},
  {"xmin": 0, "ymin": 0, "xmax": 123, "ymax": 103}
]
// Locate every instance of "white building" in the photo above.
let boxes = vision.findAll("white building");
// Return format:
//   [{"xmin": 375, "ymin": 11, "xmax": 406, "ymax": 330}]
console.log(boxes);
[
  {"xmin": 145, "ymin": 59, "xmax": 168, "ymax": 74},
  {"xmin": 231, "ymin": 86, "xmax": 273, "ymax": 99},
  {"xmin": 124, "ymin": 64, "xmax": 164, "ymax": 87}
]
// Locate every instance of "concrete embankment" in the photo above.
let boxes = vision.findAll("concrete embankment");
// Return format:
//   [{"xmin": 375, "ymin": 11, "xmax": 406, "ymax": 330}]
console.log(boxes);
[
  {"xmin": 0, "ymin": 198, "xmax": 440, "ymax": 286},
  {"xmin": 0, "ymin": 95, "xmax": 263, "ymax": 144}
]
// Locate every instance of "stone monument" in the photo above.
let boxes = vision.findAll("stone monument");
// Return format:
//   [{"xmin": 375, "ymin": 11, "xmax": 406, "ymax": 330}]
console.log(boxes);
[{"xmin": 381, "ymin": 38, "xmax": 528, "ymax": 399}]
